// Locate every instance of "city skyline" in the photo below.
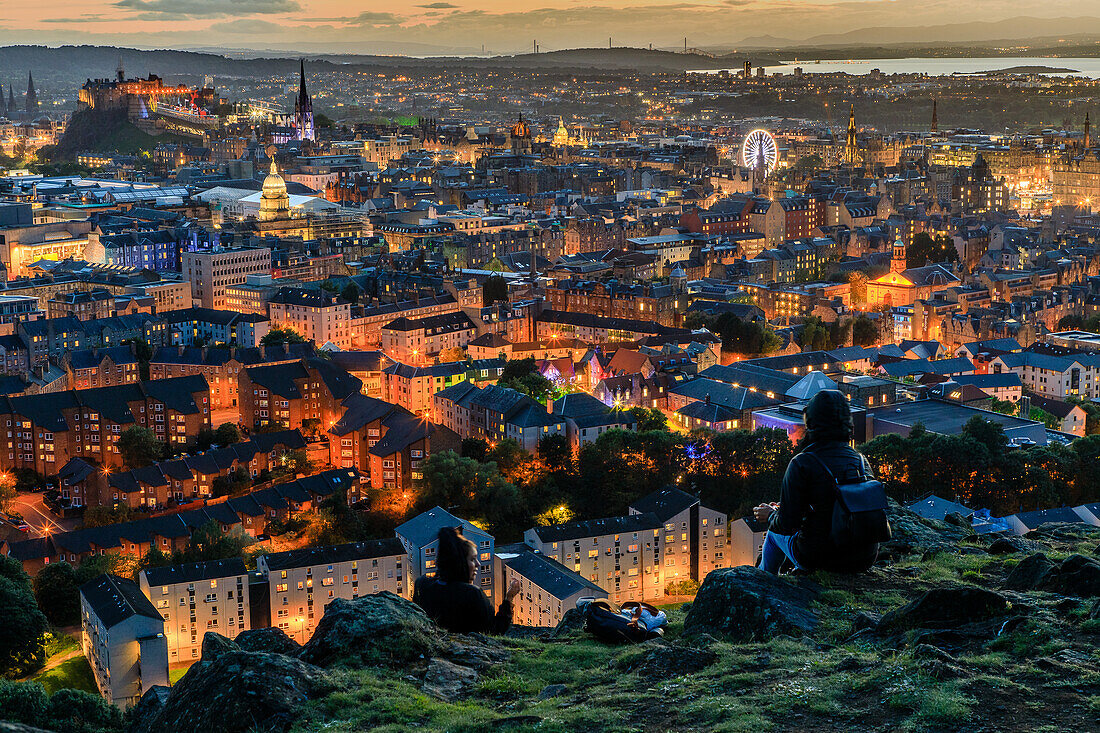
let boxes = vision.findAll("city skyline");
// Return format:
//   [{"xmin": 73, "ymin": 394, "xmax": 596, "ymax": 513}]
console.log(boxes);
[{"xmin": 3, "ymin": 1, "xmax": 1100, "ymax": 54}]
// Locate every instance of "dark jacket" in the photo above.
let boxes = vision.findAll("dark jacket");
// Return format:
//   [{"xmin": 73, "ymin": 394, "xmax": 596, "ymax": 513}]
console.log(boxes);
[
  {"xmin": 412, "ymin": 576, "xmax": 513, "ymax": 634},
  {"xmin": 769, "ymin": 440, "xmax": 879, "ymax": 573}
]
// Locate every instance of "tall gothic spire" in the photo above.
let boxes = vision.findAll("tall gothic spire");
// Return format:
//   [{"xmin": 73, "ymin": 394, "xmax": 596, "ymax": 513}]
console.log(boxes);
[
  {"xmin": 25, "ymin": 72, "xmax": 38, "ymax": 118},
  {"xmin": 844, "ymin": 104, "xmax": 859, "ymax": 166},
  {"xmin": 294, "ymin": 59, "xmax": 314, "ymax": 143}
]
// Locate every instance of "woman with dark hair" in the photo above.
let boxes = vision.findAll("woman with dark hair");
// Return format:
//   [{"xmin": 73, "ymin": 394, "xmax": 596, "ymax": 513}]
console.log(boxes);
[
  {"xmin": 412, "ymin": 526, "xmax": 521, "ymax": 634},
  {"xmin": 754, "ymin": 389, "xmax": 879, "ymax": 574}
]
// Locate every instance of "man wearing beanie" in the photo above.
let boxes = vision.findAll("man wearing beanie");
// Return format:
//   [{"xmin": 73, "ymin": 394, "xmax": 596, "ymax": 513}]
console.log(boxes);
[{"xmin": 754, "ymin": 389, "xmax": 880, "ymax": 574}]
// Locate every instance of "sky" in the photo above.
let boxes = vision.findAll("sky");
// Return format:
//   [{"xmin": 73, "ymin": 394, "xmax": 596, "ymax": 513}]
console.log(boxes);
[{"xmin": 1, "ymin": 1, "xmax": 1099, "ymax": 54}]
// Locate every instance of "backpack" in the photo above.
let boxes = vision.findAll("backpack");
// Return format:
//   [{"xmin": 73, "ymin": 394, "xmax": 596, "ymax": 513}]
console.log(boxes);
[
  {"xmin": 807, "ymin": 453, "xmax": 892, "ymax": 547},
  {"xmin": 581, "ymin": 599, "xmax": 664, "ymax": 644}
]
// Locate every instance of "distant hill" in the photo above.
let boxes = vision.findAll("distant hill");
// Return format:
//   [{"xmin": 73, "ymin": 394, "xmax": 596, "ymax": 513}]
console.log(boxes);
[{"xmin": 733, "ymin": 15, "xmax": 1100, "ymax": 49}]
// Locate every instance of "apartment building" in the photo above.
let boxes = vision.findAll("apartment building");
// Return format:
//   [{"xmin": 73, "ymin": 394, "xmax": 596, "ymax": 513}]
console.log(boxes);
[
  {"xmin": 162, "ymin": 307, "xmax": 271, "ymax": 348},
  {"xmin": 432, "ymin": 382, "xmax": 565, "ymax": 452},
  {"xmin": 382, "ymin": 358, "xmax": 505, "ymax": 418},
  {"xmin": 46, "ymin": 288, "xmax": 114, "ymax": 321},
  {"xmin": 396, "ymin": 506, "xmax": 495, "ymax": 598},
  {"xmin": 238, "ymin": 357, "xmax": 361, "ymax": 430},
  {"xmin": 0, "ymin": 375, "xmax": 211, "ymax": 475},
  {"xmin": 498, "ymin": 550, "xmax": 607, "ymax": 628},
  {"xmin": 267, "ymin": 288, "xmax": 353, "ymax": 349},
  {"xmin": 991, "ymin": 350, "xmax": 1100, "ymax": 400},
  {"xmin": 79, "ymin": 574, "xmax": 169, "ymax": 708},
  {"xmin": 328, "ymin": 350, "xmax": 393, "ymax": 398},
  {"xmin": 138, "ymin": 558, "xmax": 250, "ymax": 664},
  {"xmin": 380, "ymin": 311, "xmax": 478, "ymax": 365},
  {"xmin": 181, "ymin": 246, "xmax": 272, "ymax": 309},
  {"xmin": 257, "ymin": 538, "xmax": 408, "ymax": 644},
  {"xmin": 62, "ymin": 345, "xmax": 141, "ymax": 389},
  {"xmin": 627, "ymin": 487, "xmax": 729, "ymax": 583},
  {"xmin": 524, "ymin": 513, "xmax": 664, "ymax": 605},
  {"xmin": 149, "ymin": 343, "xmax": 313, "ymax": 410},
  {"xmin": 328, "ymin": 393, "xmax": 432, "ymax": 492}
]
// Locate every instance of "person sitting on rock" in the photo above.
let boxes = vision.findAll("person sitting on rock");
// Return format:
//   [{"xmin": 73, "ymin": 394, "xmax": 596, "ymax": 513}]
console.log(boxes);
[
  {"xmin": 754, "ymin": 389, "xmax": 880, "ymax": 575},
  {"xmin": 413, "ymin": 526, "xmax": 521, "ymax": 634}
]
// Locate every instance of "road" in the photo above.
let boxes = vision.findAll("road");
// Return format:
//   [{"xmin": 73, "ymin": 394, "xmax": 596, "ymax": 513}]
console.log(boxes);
[{"xmin": 8, "ymin": 492, "xmax": 79, "ymax": 538}]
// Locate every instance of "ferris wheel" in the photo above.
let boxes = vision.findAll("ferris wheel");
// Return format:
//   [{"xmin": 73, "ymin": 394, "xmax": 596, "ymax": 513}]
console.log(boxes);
[{"xmin": 741, "ymin": 129, "xmax": 778, "ymax": 174}]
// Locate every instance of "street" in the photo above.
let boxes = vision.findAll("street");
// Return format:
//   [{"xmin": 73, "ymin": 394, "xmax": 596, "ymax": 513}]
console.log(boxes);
[{"xmin": 8, "ymin": 492, "xmax": 79, "ymax": 538}]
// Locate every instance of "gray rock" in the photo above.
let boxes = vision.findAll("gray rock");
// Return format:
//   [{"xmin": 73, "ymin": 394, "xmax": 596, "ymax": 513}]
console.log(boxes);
[
  {"xmin": 128, "ymin": 686, "xmax": 171, "ymax": 733},
  {"xmin": 1004, "ymin": 553, "xmax": 1055, "ymax": 591},
  {"xmin": 850, "ymin": 611, "xmax": 882, "ymax": 634},
  {"xmin": 682, "ymin": 566, "xmax": 818, "ymax": 642},
  {"xmin": 1040, "ymin": 554, "xmax": 1100, "ymax": 598},
  {"xmin": 878, "ymin": 586, "xmax": 1009, "ymax": 631},
  {"xmin": 630, "ymin": 644, "xmax": 718, "ymax": 677},
  {"xmin": 0, "ymin": 724, "xmax": 55, "ymax": 733},
  {"xmin": 421, "ymin": 658, "xmax": 479, "ymax": 701},
  {"xmin": 234, "ymin": 627, "xmax": 301, "ymax": 656},
  {"xmin": 200, "ymin": 632, "xmax": 239, "ymax": 662},
  {"xmin": 298, "ymin": 591, "xmax": 443, "ymax": 668},
  {"xmin": 878, "ymin": 500, "xmax": 972, "ymax": 562},
  {"xmin": 145, "ymin": 651, "xmax": 331, "ymax": 733},
  {"xmin": 987, "ymin": 537, "xmax": 1041, "ymax": 555},
  {"xmin": 550, "ymin": 607, "xmax": 585, "ymax": 639},
  {"xmin": 537, "ymin": 684, "xmax": 567, "ymax": 700}
]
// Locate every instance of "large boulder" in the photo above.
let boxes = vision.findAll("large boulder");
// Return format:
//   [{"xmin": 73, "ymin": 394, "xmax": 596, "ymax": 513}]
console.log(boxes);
[
  {"xmin": 878, "ymin": 587, "xmax": 1009, "ymax": 631},
  {"xmin": 421, "ymin": 658, "xmax": 480, "ymax": 701},
  {"xmin": 1004, "ymin": 553, "xmax": 1056, "ymax": 591},
  {"xmin": 1040, "ymin": 554, "xmax": 1100, "ymax": 598},
  {"xmin": 298, "ymin": 591, "xmax": 443, "ymax": 668},
  {"xmin": 128, "ymin": 686, "xmax": 171, "ymax": 733},
  {"xmin": 987, "ymin": 536, "xmax": 1042, "ymax": 555},
  {"xmin": 878, "ymin": 500, "xmax": 972, "ymax": 562},
  {"xmin": 199, "ymin": 632, "xmax": 239, "ymax": 662},
  {"xmin": 145, "ymin": 651, "xmax": 331, "ymax": 733},
  {"xmin": 682, "ymin": 566, "xmax": 818, "ymax": 642},
  {"xmin": 234, "ymin": 627, "xmax": 302, "ymax": 656}
]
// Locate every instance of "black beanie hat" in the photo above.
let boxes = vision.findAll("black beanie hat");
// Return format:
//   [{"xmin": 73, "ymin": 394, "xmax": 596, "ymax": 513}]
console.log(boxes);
[{"xmin": 803, "ymin": 389, "xmax": 853, "ymax": 442}]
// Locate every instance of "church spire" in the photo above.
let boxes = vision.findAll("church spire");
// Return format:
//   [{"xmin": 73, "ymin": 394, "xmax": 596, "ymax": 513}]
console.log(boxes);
[
  {"xmin": 294, "ymin": 59, "xmax": 314, "ymax": 143},
  {"xmin": 25, "ymin": 72, "xmax": 38, "ymax": 118},
  {"xmin": 844, "ymin": 104, "xmax": 859, "ymax": 165},
  {"xmin": 931, "ymin": 98, "xmax": 938, "ymax": 135},
  {"xmin": 1085, "ymin": 111, "xmax": 1091, "ymax": 150}
]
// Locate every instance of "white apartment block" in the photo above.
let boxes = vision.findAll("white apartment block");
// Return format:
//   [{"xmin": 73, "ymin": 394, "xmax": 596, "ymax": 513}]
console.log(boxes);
[
  {"xmin": 992, "ymin": 350, "xmax": 1100, "ymax": 401},
  {"xmin": 524, "ymin": 513, "xmax": 665, "ymax": 605},
  {"xmin": 79, "ymin": 574, "xmax": 169, "ymax": 708},
  {"xmin": 256, "ymin": 538, "xmax": 409, "ymax": 644},
  {"xmin": 497, "ymin": 550, "xmax": 607, "ymax": 628},
  {"xmin": 396, "ymin": 505, "xmax": 496, "ymax": 599},
  {"xmin": 182, "ymin": 246, "xmax": 272, "ymax": 309},
  {"xmin": 138, "ymin": 558, "xmax": 251, "ymax": 664},
  {"xmin": 628, "ymin": 487, "xmax": 730, "ymax": 582}
]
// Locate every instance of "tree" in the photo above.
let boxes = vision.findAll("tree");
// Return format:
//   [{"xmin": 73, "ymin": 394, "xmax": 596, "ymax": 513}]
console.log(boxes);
[
  {"xmin": 340, "ymin": 283, "xmax": 360, "ymax": 305},
  {"xmin": 278, "ymin": 449, "xmax": 314, "ymax": 475},
  {"xmin": 628, "ymin": 407, "xmax": 668, "ymax": 432},
  {"xmin": 45, "ymin": 688, "xmax": 124, "ymax": 733},
  {"xmin": 418, "ymin": 451, "xmax": 524, "ymax": 539},
  {"xmin": 0, "ymin": 576, "xmax": 48, "ymax": 678},
  {"xmin": 214, "ymin": 423, "xmax": 241, "ymax": 446},
  {"xmin": 261, "ymin": 326, "xmax": 306, "ymax": 346},
  {"xmin": 851, "ymin": 315, "xmax": 879, "ymax": 346},
  {"xmin": 907, "ymin": 232, "xmax": 958, "ymax": 268},
  {"xmin": 0, "ymin": 678, "xmax": 48, "ymax": 726},
  {"xmin": 438, "ymin": 346, "xmax": 467, "ymax": 363},
  {"xmin": 483, "ymin": 275, "xmax": 509, "ymax": 306},
  {"xmin": 83, "ymin": 504, "xmax": 132, "ymax": 528},
  {"xmin": 32, "ymin": 562, "xmax": 80, "ymax": 626},
  {"xmin": 117, "ymin": 426, "xmax": 163, "ymax": 469},
  {"xmin": 798, "ymin": 316, "xmax": 832, "ymax": 351},
  {"xmin": 461, "ymin": 438, "xmax": 489, "ymax": 461},
  {"xmin": 498, "ymin": 357, "xmax": 555, "ymax": 402},
  {"xmin": 176, "ymin": 520, "xmax": 253, "ymax": 565}
]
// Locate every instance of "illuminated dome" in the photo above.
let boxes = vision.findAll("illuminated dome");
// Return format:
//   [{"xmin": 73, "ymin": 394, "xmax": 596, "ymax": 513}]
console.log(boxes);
[{"xmin": 259, "ymin": 158, "xmax": 290, "ymax": 221}]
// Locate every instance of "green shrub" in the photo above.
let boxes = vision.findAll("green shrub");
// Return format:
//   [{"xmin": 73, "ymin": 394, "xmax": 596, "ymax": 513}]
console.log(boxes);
[
  {"xmin": 45, "ymin": 688, "xmax": 124, "ymax": 733},
  {"xmin": 0, "ymin": 678, "xmax": 48, "ymax": 725}
]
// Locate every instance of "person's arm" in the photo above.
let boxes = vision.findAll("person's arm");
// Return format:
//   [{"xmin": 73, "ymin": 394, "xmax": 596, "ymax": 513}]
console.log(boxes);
[
  {"xmin": 489, "ymin": 579, "xmax": 521, "ymax": 634},
  {"xmin": 769, "ymin": 455, "xmax": 809, "ymax": 536}
]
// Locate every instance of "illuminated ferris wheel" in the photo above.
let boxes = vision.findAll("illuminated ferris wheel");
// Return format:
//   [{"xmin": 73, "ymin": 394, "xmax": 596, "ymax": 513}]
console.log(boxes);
[{"xmin": 741, "ymin": 129, "xmax": 778, "ymax": 174}]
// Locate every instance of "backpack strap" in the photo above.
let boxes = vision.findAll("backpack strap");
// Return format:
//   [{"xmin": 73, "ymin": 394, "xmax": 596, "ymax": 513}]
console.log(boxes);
[{"xmin": 802, "ymin": 451, "xmax": 868, "ymax": 510}]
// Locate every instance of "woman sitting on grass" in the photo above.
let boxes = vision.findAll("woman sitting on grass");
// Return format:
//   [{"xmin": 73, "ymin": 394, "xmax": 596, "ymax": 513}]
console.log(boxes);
[{"xmin": 412, "ymin": 526, "xmax": 521, "ymax": 634}]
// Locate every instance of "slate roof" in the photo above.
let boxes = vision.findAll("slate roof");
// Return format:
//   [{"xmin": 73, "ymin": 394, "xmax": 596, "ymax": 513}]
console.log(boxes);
[
  {"xmin": 141, "ymin": 558, "xmax": 247, "ymax": 587},
  {"xmin": 530, "ymin": 512, "xmax": 662, "ymax": 542},
  {"xmin": 261, "ymin": 537, "xmax": 407, "ymax": 571},
  {"xmin": 396, "ymin": 506, "xmax": 490, "ymax": 548},
  {"xmin": 80, "ymin": 574, "xmax": 163, "ymax": 628},
  {"xmin": 629, "ymin": 487, "xmax": 698, "ymax": 521},
  {"xmin": 503, "ymin": 551, "xmax": 605, "ymax": 600}
]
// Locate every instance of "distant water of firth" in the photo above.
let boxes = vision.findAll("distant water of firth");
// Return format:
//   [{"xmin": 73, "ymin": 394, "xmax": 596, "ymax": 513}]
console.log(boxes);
[{"xmin": 694, "ymin": 57, "xmax": 1100, "ymax": 78}]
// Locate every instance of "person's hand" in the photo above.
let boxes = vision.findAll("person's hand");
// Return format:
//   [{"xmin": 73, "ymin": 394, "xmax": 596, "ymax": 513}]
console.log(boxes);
[
  {"xmin": 505, "ymin": 579, "xmax": 521, "ymax": 601},
  {"xmin": 753, "ymin": 504, "xmax": 776, "ymax": 522}
]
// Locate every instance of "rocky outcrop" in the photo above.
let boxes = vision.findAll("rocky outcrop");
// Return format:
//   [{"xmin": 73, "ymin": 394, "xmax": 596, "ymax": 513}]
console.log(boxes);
[
  {"xmin": 877, "ymin": 587, "xmax": 1009, "ymax": 631},
  {"xmin": 986, "ymin": 536, "xmax": 1042, "ymax": 555},
  {"xmin": 1005, "ymin": 553, "xmax": 1100, "ymax": 597},
  {"xmin": 138, "ymin": 647, "xmax": 332, "ymax": 733},
  {"xmin": 298, "ymin": 591, "xmax": 443, "ymax": 668},
  {"xmin": 682, "ymin": 566, "xmax": 818, "ymax": 641},
  {"xmin": 199, "ymin": 631, "xmax": 239, "ymax": 662},
  {"xmin": 878, "ymin": 500, "xmax": 972, "ymax": 562},
  {"xmin": 234, "ymin": 627, "xmax": 301, "ymax": 656},
  {"xmin": 626, "ymin": 643, "xmax": 718, "ymax": 677},
  {"xmin": 422, "ymin": 658, "xmax": 480, "ymax": 701},
  {"xmin": 1004, "ymin": 553, "xmax": 1055, "ymax": 590}
]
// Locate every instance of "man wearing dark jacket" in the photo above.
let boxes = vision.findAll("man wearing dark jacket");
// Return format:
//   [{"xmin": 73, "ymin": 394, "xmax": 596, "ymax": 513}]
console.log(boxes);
[{"xmin": 755, "ymin": 389, "xmax": 879, "ymax": 574}]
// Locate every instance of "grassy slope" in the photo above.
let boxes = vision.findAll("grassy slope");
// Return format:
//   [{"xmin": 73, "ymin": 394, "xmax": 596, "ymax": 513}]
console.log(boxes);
[{"xmin": 290, "ymin": 533, "xmax": 1100, "ymax": 733}]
